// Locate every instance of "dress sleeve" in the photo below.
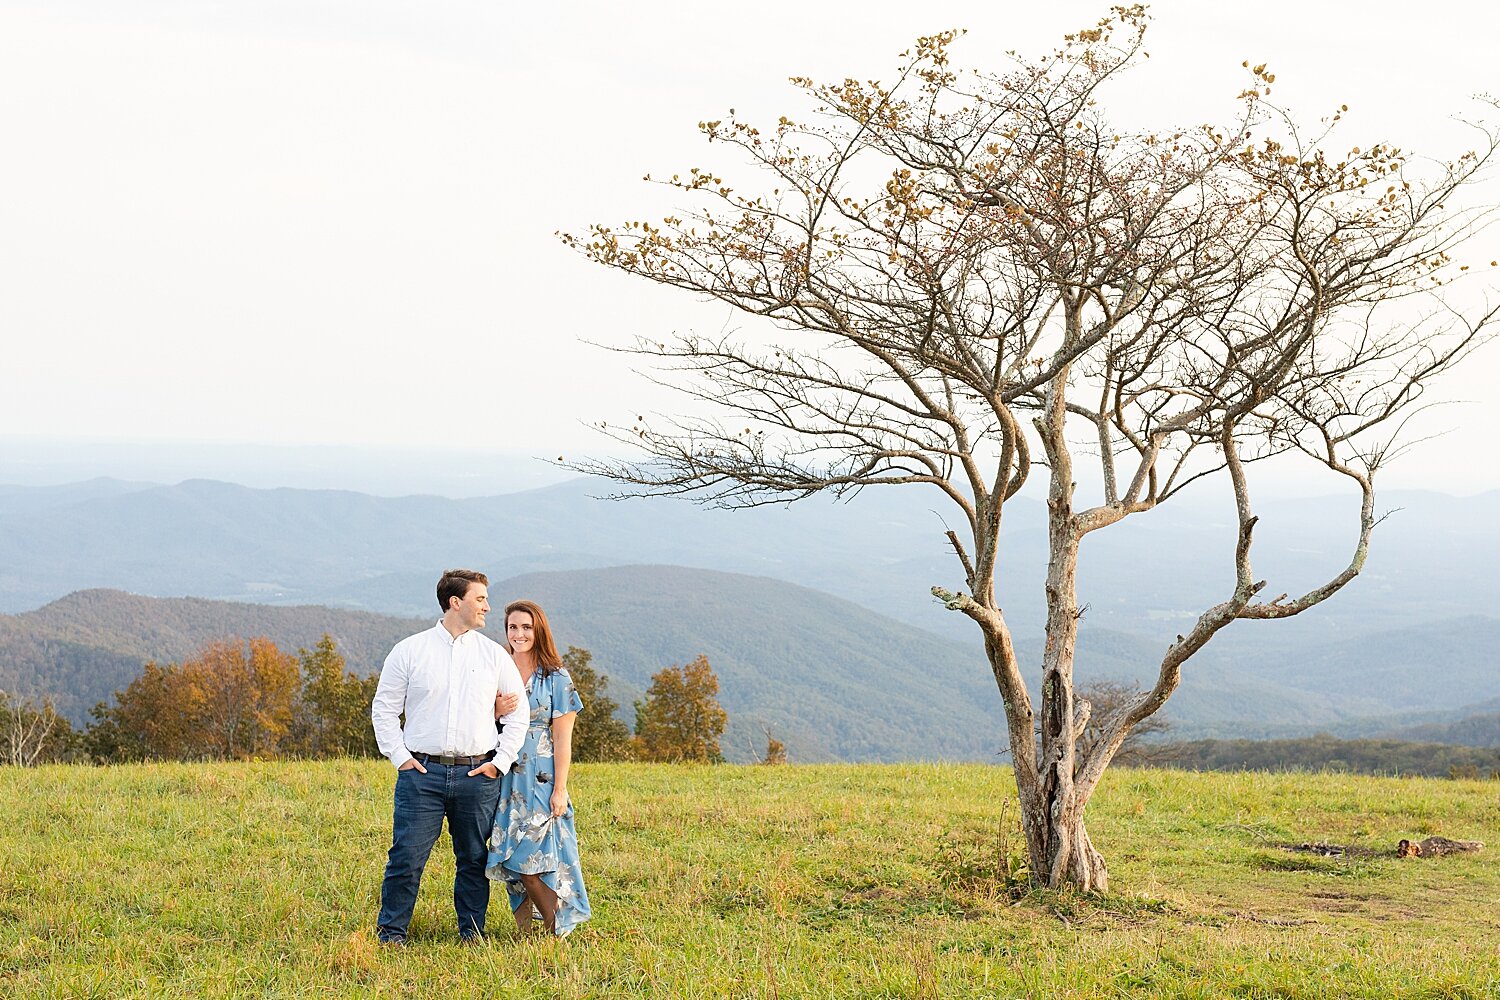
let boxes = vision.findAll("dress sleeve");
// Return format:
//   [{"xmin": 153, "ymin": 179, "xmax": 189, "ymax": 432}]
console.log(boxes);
[{"xmin": 553, "ymin": 669, "xmax": 584, "ymax": 718}]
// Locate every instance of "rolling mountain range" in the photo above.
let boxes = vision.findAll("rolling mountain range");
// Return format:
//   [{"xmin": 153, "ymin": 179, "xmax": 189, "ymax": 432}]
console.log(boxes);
[
  {"xmin": 0, "ymin": 573, "xmax": 1009, "ymax": 762},
  {"xmin": 1, "ymin": 476, "xmax": 1497, "ymax": 756},
  {"xmin": 3, "ymin": 476, "xmax": 1497, "ymax": 637},
  {"xmin": 4, "ymin": 573, "xmax": 1499, "ymax": 760}
]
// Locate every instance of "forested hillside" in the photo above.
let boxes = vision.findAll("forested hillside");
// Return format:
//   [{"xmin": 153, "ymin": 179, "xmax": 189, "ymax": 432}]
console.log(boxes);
[
  {"xmin": 1156, "ymin": 735, "xmax": 1500, "ymax": 777},
  {"xmin": 0, "ymin": 573, "xmax": 1012, "ymax": 762},
  {"xmin": 0, "ymin": 591, "xmax": 424, "ymax": 721},
  {"xmin": 6, "ymin": 569, "xmax": 1499, "ymax": 762}
]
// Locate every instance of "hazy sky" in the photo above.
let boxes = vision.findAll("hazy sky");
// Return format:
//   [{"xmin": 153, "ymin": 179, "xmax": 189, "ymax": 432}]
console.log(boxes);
[{"xmin": 2, "ymin": 0, "xmax": 1496, "ymax": 494}]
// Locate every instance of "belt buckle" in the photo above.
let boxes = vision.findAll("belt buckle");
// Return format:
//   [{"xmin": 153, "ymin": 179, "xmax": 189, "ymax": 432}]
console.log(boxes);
[{"xmin": 439, "ymin": 753, "xmax": 460, "ymax": 767}]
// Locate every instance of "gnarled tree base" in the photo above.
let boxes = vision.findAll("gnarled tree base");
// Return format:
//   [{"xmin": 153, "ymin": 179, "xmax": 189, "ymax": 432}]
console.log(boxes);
[{"xmin": 1039, "ymin": 819, "xmax": 1110, "ymax": 893}]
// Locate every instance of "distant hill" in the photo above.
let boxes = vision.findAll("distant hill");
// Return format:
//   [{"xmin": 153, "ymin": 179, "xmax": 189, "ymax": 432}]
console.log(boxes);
[
  {"xmin": 1385, "ymin": 713, "xmax": 1500, "ymax": 747},
  {"xmin": 1209, "ymin": 617, "xmax": 1500, "ymax": 716},
  {"xmin": 1154, "ymin": 735, "xmax": 1500, "ymax": 778},
  {"xmin": 0, "ymin": 590, "xmax": 427, "ymax": 722},
  {"xmin": 1377, "ymin": 697, "xmax": 1500, "ymax": 747},
  {"xmin": 0, "ymin": 570, "xmax": 1009, "ymax": 763},
  {"xmin": 493, "ymin": 565, "xmax": 1007, "ymax": 762},
  {"xmin": 3, "ymin": 477, "xmax": 1498, "ymax": 647}
]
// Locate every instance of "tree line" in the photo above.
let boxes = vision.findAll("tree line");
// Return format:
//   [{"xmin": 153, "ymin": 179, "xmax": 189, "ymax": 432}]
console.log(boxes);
[
  {"xmin": 7, "ymin": 646, "xmax": 1498, "ymax": 776},
  {"xmin": 1, "ymin": 636, "xmax": 739, "ymax": 766},
  {"xmin": 1146, "ymin": 735, "xmax": 1500, "ymax": 780}
]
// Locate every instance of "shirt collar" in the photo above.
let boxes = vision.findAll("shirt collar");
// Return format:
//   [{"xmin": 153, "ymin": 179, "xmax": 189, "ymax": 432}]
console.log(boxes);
[{"xmin": 432, "ymin": 621, "xmax": 475, "ymax": 646}]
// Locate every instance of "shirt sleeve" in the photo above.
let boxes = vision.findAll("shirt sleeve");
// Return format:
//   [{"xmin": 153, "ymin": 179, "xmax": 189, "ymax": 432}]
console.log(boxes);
[
  {"xmin": 371, "ymin": 642, "xmax": 413, "ymax": 769},
  {"xmin": 492, "ymin": 649, "xmax": 528, "ymax": 773},
  {"xmin": 553, "ymin": 669, "xmax": 584, "ymax": 717}
]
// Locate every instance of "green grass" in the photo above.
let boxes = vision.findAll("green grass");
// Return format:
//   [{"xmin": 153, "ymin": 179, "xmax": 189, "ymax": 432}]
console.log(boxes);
[{"xmin": 3, "ymin": 762, "xmax": 1497, "ymax": 998}]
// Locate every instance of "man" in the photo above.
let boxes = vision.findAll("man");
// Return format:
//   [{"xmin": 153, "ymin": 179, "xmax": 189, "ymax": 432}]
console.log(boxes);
[{"xmin": 371, "ymin": 568, "xmax": 528, "ymax": 945}]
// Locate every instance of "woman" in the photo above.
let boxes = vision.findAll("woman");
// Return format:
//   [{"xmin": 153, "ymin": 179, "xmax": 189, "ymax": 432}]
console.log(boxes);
[{"xmin": 486, "ymin": 599, "xmax": 591, "ymax": 937}]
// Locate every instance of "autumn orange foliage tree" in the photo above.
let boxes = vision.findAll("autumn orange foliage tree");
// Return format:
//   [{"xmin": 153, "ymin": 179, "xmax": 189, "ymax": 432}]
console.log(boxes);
[
  {"xmin": 88, "ymin": 635, "xmax": 379, "ymax": 761},
  {"xmin": 90, "ymin": 638, "xmax": 298, "ymax": 760},
  {"xmin": 632, "ymin": 655, "xmax": 728, "ymax": 763},
  {"xmin": 194, "ymin": 638, "xmax": 300, "ymax": 759},
  {"xmin": 566, "ymin": 7, "xmax": 1499, "ymax": 889}
]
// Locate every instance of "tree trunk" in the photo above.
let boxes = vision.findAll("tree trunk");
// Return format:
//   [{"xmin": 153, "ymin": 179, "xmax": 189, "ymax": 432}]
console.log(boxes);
[
  {"xmin": 1047, "ymin": 807, "xmax": 1109, "ymax": 892},
  {"xmin": 1011, "ymin": 349, "xmax": 1113, "ymax": 892},
  {"xmin": 1014, "ymin": 763, "xmax": 1109, "ymax": 891}
]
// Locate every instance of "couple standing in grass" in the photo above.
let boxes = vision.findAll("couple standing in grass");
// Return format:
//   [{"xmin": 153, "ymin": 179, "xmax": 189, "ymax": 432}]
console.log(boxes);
[{"xmin": 369, "ymin": 568, "xmax": 591, "ymax": 944}]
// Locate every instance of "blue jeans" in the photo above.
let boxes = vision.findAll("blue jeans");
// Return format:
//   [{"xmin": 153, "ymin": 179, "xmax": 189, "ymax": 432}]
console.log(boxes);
[{"xmin": 377, "ymin": 763, "xmax": 502, "ymax": 942}]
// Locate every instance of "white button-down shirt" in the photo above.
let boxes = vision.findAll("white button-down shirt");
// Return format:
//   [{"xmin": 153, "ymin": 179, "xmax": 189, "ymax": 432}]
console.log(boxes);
[{"xmin": 371, "ymin": 622, "xmax": 528, "ymax": 771}]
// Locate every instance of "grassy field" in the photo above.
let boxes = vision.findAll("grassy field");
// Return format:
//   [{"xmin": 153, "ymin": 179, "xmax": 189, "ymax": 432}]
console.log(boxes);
[{"xmin": 3, "ymin": 762, "xmax": 1497, "ymax": 999}]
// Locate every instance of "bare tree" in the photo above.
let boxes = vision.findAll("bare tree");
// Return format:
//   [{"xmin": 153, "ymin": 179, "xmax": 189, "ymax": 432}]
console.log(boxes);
[
  {"xmin": 0, "ymin": 690, "xmax": 72, "ymax": 766},
  {"xmin": 1075, "ymin": 680, "xmax": 1169, "ymax": 765},
  {"xmin": 562, "ymin": 8, "xmax": 1498, "ymax": 889}
]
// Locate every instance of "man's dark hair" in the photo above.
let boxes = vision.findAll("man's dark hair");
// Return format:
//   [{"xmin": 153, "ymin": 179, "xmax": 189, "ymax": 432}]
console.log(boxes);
[{"xmin": 436, "ymin": 569, "xmax": 488, "ymax": 612}]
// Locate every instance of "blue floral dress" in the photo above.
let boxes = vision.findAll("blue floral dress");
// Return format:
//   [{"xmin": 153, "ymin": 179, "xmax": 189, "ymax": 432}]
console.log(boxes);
[{"xmin": 486, "ymin": 668, "xmax": 591, "ymax": 936}]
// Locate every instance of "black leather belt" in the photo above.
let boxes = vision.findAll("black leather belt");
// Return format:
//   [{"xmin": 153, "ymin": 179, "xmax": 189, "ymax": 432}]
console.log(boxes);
[{"xmin": 412, "ymin": 751, "xmax": 495, "ymax": 767}]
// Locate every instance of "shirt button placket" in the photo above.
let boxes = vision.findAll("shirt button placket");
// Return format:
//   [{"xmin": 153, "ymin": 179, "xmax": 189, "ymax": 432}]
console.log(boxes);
[{"xmin": 445, "ymin": 638, "xmax": 461, "ymax": 754}]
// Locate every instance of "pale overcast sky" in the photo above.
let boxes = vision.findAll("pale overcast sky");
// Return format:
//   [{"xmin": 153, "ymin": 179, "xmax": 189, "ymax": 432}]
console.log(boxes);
[{"xmin": 1, "ymin": 0, "xmax": 1496, "ymax": 494}]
